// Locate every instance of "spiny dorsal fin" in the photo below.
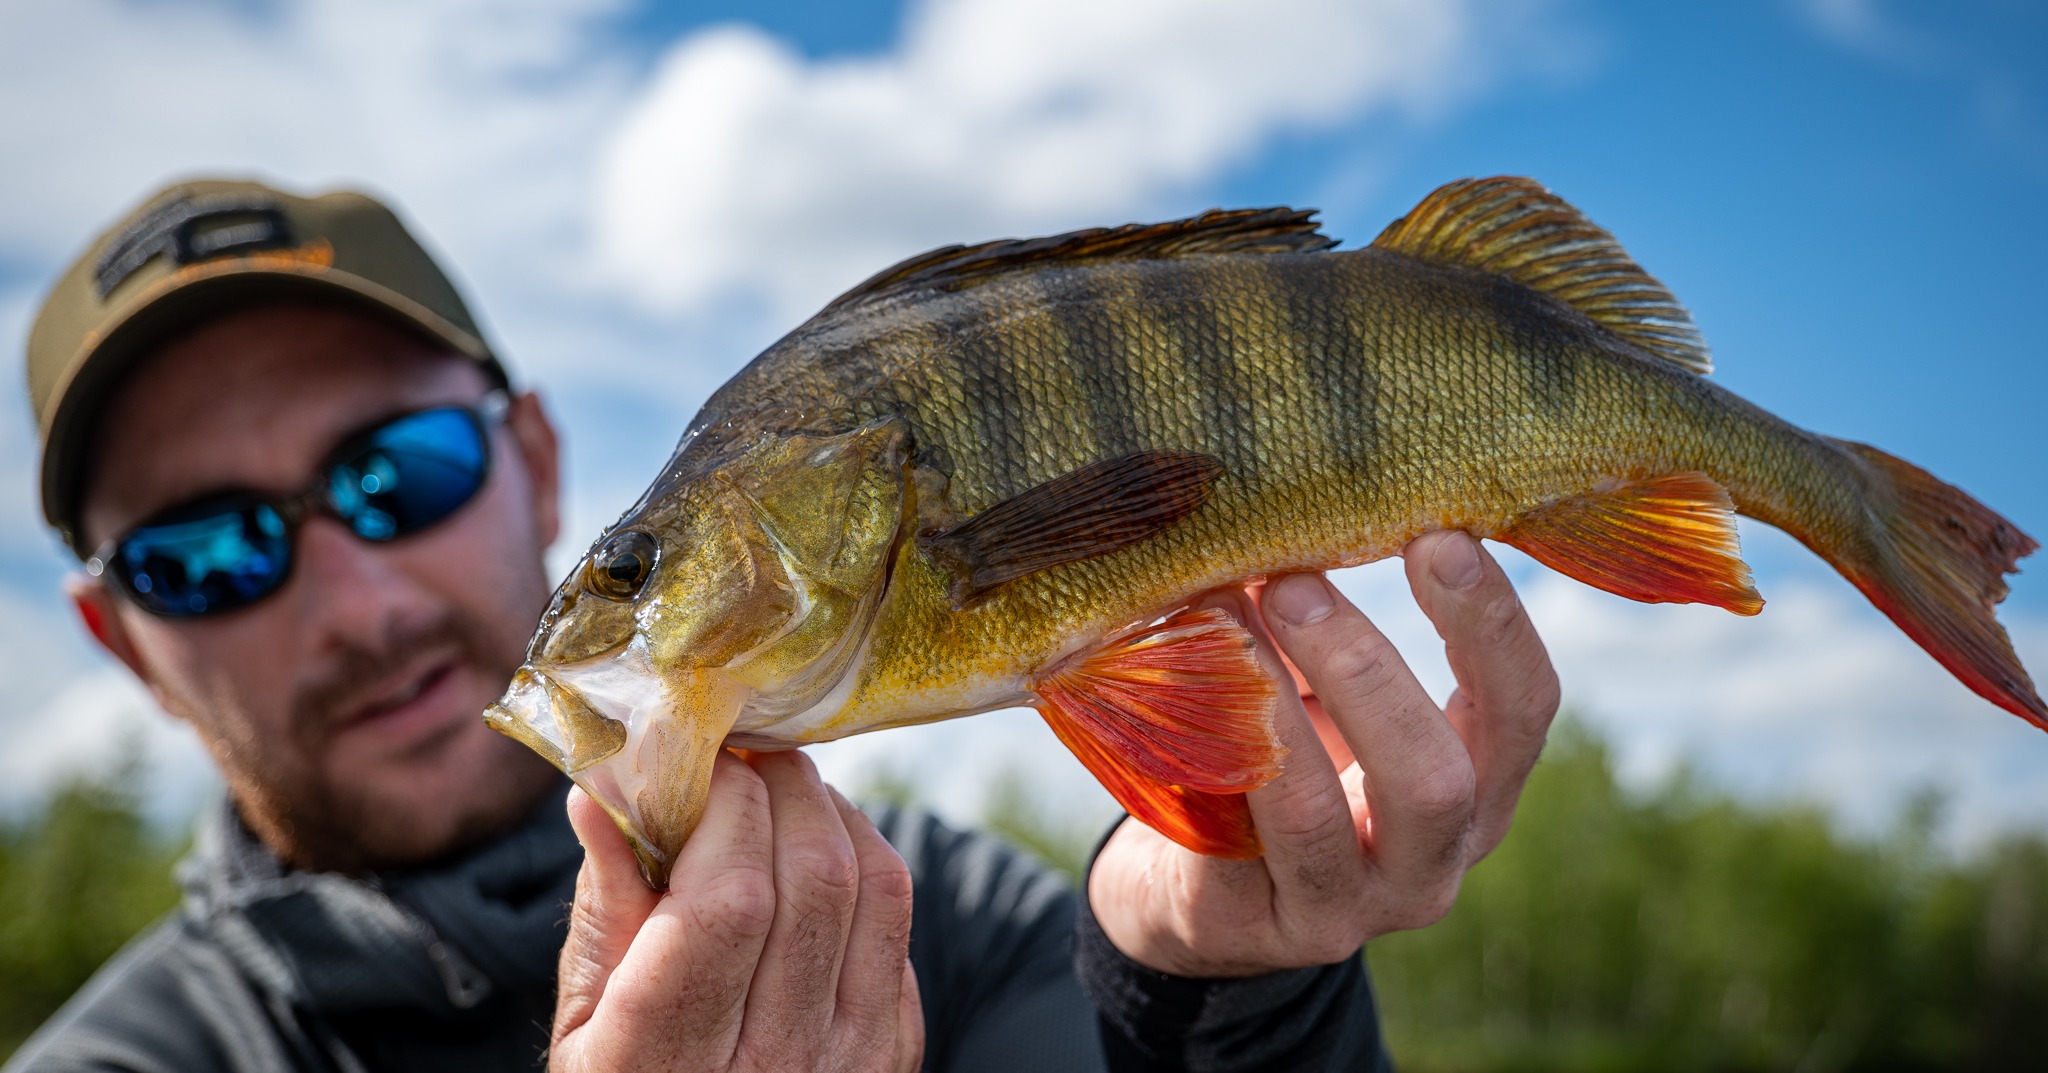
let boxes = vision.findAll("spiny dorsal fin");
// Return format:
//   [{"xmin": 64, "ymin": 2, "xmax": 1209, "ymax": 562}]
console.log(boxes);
[
  {"xmin": 823, "ymin": 208, "xmax": 1335, "ymax": 315},
  {"xmin": 1372, "ymin": 177, "xmax": 1712, "ymax": 375}
]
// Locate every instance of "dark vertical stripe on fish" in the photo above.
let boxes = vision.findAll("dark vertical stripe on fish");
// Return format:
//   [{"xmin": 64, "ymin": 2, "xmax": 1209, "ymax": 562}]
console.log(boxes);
[
  {"xmin": 1048, "ymin": 269, "xmax": 1143, "ymax": 462},
  {"xmin": 1487, "ymin": 279, "xmax": 1580, "ymax": 418},
  {"xmin": 954, "ymin": 284, "xmax": 1034, "ymax": 505},
  {"xmin": 1271, "ymin": 256, "xmax": 1377, "ymax": 482},
  {"xmin": 881, "ymin": 318, "xmax": 964, "ymax": 482},
  {"xmin": 1154, "ymin": 264, "xmax": 1262, "ymax": 488}
]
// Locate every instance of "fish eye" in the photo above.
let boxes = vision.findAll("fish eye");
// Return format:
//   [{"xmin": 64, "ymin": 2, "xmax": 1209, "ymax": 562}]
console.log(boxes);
[{"xmin": 587, "ymin": 530, "xmax": 657, "ymax": 600}]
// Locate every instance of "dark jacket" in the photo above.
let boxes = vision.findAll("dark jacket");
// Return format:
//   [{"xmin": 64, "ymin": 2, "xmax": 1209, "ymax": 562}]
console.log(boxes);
[{"xmin": 5, "ymin": 786, "xmax": 1389, "ymax": 1072}]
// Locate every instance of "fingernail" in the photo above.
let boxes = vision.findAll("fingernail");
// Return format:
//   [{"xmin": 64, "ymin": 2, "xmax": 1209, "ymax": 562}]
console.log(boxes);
[
  {"xmin": 1430, "ymin": 533, "xmax": 1483, "ymax": 591},
  {"xmin": 1267, "ymin": 574, "xmax": 1335, "ymax": 626}
]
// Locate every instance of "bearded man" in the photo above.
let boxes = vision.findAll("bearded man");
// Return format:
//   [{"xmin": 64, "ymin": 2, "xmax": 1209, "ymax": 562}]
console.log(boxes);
[{"xmin": 8, "ymin": 180, "xmax": 1559, "ymax": 1072}]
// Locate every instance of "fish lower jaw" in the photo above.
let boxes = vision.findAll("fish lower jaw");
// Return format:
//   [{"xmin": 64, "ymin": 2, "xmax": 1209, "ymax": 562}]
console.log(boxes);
[{"xmin": 516, "ymin": 646, "xmax": 750, "ymax": 887}]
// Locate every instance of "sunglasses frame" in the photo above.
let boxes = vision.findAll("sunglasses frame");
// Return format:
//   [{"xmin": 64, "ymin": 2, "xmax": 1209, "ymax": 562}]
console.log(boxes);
[{"xmin": 84, "ymin": 390, "xmax": 511, "ymax": 618}]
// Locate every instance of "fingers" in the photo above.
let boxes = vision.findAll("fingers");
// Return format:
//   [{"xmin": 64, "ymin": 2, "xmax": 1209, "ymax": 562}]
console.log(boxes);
[
  {"xmin": 826, "ymin": 786, "xmax": 921, "ymax": 1067},
  {"xmin": 1195, "ymin": 592, "xmax": 1362, "ymax": 928},
  {"xmin": 1244, "ymin": 581, "xmax": 1355, "ymax": 771},
  {"xmin": 555, "ymin": 787, "xmax": 662, "ymax": 1047},
  {"xmin": 608, "ymin": 750, "xmax": 778, "ymax": 1066},
  {"xmin": 894, "ymin": 953, "xmax": 925, "ymax": 1073},
  {"xmin": 734, "ymin": 751, "xmax": 861, "ymax": 1066},
  {"xmin": 1403, "ymin": 531, "xmax": 1559, "ymax": 859},
  {"xmin": 1260, "ymin": 573, "xmax": 1476, "ymax": 929}
]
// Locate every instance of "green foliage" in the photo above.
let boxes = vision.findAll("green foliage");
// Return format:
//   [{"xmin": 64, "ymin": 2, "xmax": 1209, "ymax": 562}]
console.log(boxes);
[
  {"xmin": 976, "ymin": 767, "xmax": 1099, "ymax": 885},
  {"xmin": 7, "ymin": 729, "xmax": 2047, "ymax": 1072},
  {"xmin": 0, "ymin": 763, "xmax": 185, "ymax": 1060},
  {"xmin": 851, "ymin": 758, "xmax": 922, "ymax": 812},
  {"xmin": 1367, "ymin": 721, "xmax": 2048, "ymax": 1072}
]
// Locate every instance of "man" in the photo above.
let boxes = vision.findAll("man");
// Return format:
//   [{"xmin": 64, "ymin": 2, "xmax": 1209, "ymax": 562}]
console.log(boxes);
[{"xmin": 9, "ymin": 180, "xmax": 1560, "ymax": 1071}]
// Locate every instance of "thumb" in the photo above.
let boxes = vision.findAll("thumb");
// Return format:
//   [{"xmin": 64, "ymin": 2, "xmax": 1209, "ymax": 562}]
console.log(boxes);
[
  {"xmin": 554, "ymin": 786, "xmax": 661, "ymax": 1045},
  {"xmin": 894, "ymin": 955, "xmax": 926, "ymax": 1073}
]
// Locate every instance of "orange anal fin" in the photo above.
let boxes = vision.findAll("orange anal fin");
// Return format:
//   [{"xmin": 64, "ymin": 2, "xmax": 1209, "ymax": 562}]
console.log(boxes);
[
  {"xmin": 1033, "ymin": 607, "xmax": 1286, "ymax": 859},
  {"xmin": 1500, "ymin": 472, "xmax": 1764, "ymax": 615}
]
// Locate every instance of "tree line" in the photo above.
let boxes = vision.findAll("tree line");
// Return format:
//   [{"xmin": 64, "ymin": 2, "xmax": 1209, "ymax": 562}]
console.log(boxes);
[{"xmin": 3, "ymin": 721, "xmax": 2044, "ymax": 1069}]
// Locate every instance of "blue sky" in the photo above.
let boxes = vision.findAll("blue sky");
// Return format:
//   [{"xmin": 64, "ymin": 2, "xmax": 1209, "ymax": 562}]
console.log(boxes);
[
  {"xmin": 0, "ymin": 0, "xmax": 2041, "ymax": 841},
  {"xmin": 608, "ymin": 0, "xmax": 2048, "ymax": 593}
]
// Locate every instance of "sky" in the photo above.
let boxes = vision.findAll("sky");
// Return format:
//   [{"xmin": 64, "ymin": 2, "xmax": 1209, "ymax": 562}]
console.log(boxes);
[{"xmin": 0, "ymin": 0, "xmax": 2043, "ymax": 850}]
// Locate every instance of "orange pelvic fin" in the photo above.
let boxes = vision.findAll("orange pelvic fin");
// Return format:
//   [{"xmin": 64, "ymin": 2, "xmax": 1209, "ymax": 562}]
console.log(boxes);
[
  {"xmin": 1830, "ymin": 441, "xmax": 2046, "ymax": 728},
  {"xmin": 1033, "ymin": 607, "xmax": 1286, "ymax": 859},
  {"xmin": 1500, "ymin": 472, "xmax": 1765, "ymax": 615}
]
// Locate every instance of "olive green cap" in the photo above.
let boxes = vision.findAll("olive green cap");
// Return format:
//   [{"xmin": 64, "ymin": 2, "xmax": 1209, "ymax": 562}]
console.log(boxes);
[{"xmin": 26, "ymin": 178, "xmax": 508, "ymax": 555}]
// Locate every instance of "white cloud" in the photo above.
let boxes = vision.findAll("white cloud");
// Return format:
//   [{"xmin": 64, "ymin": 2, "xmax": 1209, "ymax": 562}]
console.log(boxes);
[
  {"xmin": 4, "ymin": 0, "xmax": 2038, "ymax": 859},
  {"xmin": 1793, "ymin": 0, "xmax": 1929, "ymax": 66},
  {"xmin": 1325, "ymin": 529, "xmax": 2048, "ymax": 850},
  {"xmin": 0, "ymin": 0, "xmax": 1572, "ymax": 830},
  {"xmin": 1525, "ymin": 559, "xmax": 2048, "ymax": 847},
  {"xmin": 592, "ymin": 0, "xmax": 1549, "ymax": 324},
  {"xmin": 0, "ymin": 0, "xmax": 624, "ymax": 269},
  {"xmin": 0, "ymin": 573, "xmax": 216, "ymax": 821}
]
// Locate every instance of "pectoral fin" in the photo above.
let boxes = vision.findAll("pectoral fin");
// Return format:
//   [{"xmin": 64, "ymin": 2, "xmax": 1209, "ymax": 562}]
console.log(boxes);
[
  {"xmin": 1499, "ymin": 472, "xmax": 1764, "ymax": 614},
  {"xmin": 1032, "ymin": 607, "xmax": 1285, "ymax": 859},
  {"xmin": 921, "ymin": 450, "xmax": 1223, "ymax": 607}
]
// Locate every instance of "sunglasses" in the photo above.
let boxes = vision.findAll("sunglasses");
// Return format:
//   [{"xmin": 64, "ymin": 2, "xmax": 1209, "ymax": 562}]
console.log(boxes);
[{"xmin": 85, "ymin": 392, "xmax": 510, "ymax": 619}]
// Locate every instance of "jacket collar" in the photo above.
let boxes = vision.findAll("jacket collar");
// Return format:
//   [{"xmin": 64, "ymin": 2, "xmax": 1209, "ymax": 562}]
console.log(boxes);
[{"xmin": 177, "ymin": 780, "xmax": 579, "ymax": 1016}]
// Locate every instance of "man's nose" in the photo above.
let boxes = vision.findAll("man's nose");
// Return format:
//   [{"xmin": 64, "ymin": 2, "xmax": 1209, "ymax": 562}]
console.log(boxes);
[{"xmin": 291, "ymin": 515, "xmax": 439, "ymax": 640}]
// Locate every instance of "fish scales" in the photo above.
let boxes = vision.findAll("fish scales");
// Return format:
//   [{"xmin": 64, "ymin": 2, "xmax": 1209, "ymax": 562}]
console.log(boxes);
[
  {"xmin": 737, "ymin": 250, "xmax": 1728, "ymax": 720},
  {"xmin": 784, "ymin": 266, "xmax": 1760, "ymax": 723},
  {"xmin": 491, "ymin": 178, "xmax": 2043, "ymax": 886},
  {"xmin": 688, "ymin": 251, "xmax": 1730, "ymax": 732}
]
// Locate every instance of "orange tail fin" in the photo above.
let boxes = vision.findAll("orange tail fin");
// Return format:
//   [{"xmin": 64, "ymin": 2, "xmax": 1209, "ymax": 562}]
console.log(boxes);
[
  {"xmin": 1827, "ymin": 440, "xmax": 2045, "ymax": 729},
  {"xmin": 1033, "ymin": 607, "xmax": 1286, "ymax": 859}
]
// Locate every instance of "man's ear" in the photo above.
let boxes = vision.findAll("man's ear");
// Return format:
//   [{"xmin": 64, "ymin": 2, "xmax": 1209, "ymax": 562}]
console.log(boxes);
[
  {"xmin": 65, "ymin": 572, "xmax": 149, "ymax": 680},
  {"xmin": 506, "ymin": 390, "xmax": 562, "ymax": 547}
]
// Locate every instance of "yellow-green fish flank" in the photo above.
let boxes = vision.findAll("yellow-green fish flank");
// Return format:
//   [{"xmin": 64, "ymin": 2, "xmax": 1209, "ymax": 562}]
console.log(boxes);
[{"xmin": 489, "ymin": 177, "xmax": 2042, "ymax": 886}]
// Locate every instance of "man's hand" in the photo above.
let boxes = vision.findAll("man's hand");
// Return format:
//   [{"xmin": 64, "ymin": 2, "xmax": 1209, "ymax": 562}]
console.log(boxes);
[
  {"xmin": 1088, "ymin": 531, "xmax": 1560, "ymax": 978},
  {"xmin": 551, "ymin": 750, "xmax": 924, "ymax": 1072}
]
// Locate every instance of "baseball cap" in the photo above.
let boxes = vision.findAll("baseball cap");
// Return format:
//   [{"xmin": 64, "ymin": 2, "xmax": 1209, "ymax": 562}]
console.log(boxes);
[{"xmin": 25, "ymin": 178, "xmax": 509, "ymax": 555}]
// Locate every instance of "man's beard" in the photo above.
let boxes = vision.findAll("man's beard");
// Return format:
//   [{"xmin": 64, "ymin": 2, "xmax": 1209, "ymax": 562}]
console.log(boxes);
[{"xmin": 223, "ymin": 609, "xmax": 553, "ymax": 875}]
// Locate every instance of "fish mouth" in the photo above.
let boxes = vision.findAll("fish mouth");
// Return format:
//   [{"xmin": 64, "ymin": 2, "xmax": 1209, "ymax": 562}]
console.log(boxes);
[{"xmin": 486, "ymin": 641, "xmax": 748, "ymax": 887}]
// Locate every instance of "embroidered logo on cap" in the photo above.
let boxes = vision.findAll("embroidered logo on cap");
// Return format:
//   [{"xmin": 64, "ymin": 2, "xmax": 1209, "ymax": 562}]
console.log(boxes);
[{"xmin": 94, "ymin": 193, "xmax": 298, "ymax": 297}]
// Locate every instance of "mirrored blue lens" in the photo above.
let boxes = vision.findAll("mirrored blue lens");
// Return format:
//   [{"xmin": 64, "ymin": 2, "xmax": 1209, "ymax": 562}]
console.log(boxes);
[
  {"xmin": 114, "ymin": 500, "xmax": 290, "ymax": 617},
  {"xmin": 327, "ymin": 408, "xmax": 489, "ymax": 542},
  {"xmin": 104, "ymin": 403, "xmax": 494, "ymax": 619}
]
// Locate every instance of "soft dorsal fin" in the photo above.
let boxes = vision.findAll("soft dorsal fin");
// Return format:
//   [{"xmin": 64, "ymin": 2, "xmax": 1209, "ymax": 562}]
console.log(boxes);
[
  {"xmin": 822, "ymin": 208, "xmax": 1335, "ymax": 315},
  {"xmin": 1372, "ymin": 177, "xmax": 1713, "ymax": 375}
]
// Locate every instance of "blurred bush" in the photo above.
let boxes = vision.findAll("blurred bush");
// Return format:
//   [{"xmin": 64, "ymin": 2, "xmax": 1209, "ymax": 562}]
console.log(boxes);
[
  {"xmin": 0, "ymin": 760, "xmax": 184, "ymax": 1059},
  {"xmin": 1367, "ymin": 721, "xmax": 2048, "ymax": 1072},
  {"xmin": 4, "ymin": 724, "xmax": 2045, "ymax": 1070}
]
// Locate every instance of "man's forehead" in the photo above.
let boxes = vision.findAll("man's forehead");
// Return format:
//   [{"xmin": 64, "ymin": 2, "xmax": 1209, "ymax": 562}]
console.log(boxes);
[{"xmin": 81, "ymin": 302, "xmax": 488, "ymax": 538}]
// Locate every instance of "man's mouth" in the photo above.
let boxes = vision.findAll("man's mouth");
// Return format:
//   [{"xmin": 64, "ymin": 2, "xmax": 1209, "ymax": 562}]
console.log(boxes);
[{"xmin": 336, "ymin": 657, "xmax": 464, "ymax": 739}]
